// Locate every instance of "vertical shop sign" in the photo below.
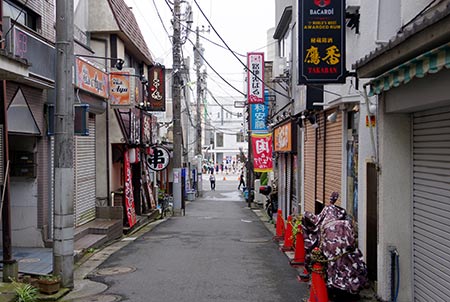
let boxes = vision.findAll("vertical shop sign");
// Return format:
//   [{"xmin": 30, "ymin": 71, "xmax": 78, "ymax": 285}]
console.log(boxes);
[
  {"xmin": 123, "ymin": 150, "xmax": 137, "ymax": 227},
  {"xmin": 247, "ymin": 52, "xmax": 265, "ymax": 104},
  {"xmin": 252, "ymin": 133, "xmax": 273, "ymax": 172},
  {"xmin": 299, "ymin": 0, "xmax": 346, "ymax": 84},
  {"xmin": 250, "ymin": 90, "xmax": 269, "ymax": 132},
  {"xmin": 148, "ymin": 65, "xmax": 166, "ymax": 111}
]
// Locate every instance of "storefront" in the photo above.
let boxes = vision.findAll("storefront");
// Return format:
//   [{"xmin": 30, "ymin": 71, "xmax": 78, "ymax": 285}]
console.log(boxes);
[
  {"xmin": 273, "ymin": 120, "xmax": 297, "ymax": 219},
  {"xmin": 73, "ymin": 57, "xmax": 108, "ymax": 227}
]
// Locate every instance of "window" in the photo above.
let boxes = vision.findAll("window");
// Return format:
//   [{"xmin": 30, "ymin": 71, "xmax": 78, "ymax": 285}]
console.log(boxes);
[
  {"xmin": 236, "ymin": 132, "xmax": 245, "ymax": 143},
  {"xmin": 3, "ymin": 0, "xmax": 39, "ymax": 31},
  {"xmin": 216, "ymin": 132, "xmax": 224, "ymax": 147}
]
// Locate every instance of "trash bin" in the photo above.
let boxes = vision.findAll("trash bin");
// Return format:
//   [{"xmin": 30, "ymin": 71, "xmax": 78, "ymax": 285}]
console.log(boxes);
[{"xmin": 187, "ymin": 190, "xmax": 196, "ymax": 201}]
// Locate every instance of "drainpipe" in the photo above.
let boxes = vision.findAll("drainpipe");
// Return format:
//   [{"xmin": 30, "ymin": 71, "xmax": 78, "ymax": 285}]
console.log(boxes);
[{"xmin": 362, "ymin": 84, "xmax": 378, "ymax": 166}]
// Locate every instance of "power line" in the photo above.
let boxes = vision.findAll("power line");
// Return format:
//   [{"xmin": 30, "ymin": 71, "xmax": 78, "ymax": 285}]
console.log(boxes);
[
  {"xmin": 192, "ymin": 0, "xmax": 291, "ymax": 100},
  {"xmin": 186, "ymin": 36, "xmax": 245, "ymax": 97}
]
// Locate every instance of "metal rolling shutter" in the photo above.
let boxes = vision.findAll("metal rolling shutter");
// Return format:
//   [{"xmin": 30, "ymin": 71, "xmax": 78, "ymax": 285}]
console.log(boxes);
[
  {"xmin": 74, "ymin": 116, "xmax": 96, "ymax": 226},
  {"xmin": 325, "ymin": 110, "xmax": 342, "ymax": 205},
  {"xmin": 304, "ymin": 122, "xmax": 316, "ymax": 213},
  {"xmin": 286, "ymin": 154, "xmax": 292, "ymax": 215},
  {"xmin": 413, "ymin": 107, "xmax": 450, "ymax": 301},
  {"xmin": 278, "ymin": 155, "xmax": 286, "ymax": 216}
]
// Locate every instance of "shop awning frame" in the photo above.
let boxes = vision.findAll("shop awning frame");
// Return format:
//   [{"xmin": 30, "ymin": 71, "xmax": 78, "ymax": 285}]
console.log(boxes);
[{"xmin": 368, "ymin": 42, "xmax": 450, "ymax": 96}]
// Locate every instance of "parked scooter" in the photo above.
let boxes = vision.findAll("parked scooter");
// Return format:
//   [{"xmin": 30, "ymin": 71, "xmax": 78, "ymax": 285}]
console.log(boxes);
[
  {"xmin": 259, "ymin": 184, "xmax": 278, "ymax": 221},
  {"xmin": 301, "ymin": 192, "xmax": 368, "ymax": 300}
]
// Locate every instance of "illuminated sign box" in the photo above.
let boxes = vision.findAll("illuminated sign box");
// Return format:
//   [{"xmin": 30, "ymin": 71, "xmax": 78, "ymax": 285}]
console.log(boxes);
[{"xmin": 298, "ymin": 0, "xmax": 346, "ymax": 84}]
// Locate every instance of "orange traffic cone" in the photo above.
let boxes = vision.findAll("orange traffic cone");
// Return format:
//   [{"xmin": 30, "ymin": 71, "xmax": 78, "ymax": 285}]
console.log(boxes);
[
  {"xmin": 308, "ymin": 248, "xmax": 328, "ymax": 302},
  {"xmin": 290, "ymin": 224, "xmax": 305, "ymax": 266},
  {"xmin": 272, "ymin": 209, "xmax": 285, "ymax": 241},
  {"xmin": 281, "ymin": 215, "xmax": 294, "ymax": 251}
]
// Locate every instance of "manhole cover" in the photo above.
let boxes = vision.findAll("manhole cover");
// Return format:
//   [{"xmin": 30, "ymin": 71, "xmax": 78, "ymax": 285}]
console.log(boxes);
[
  {"xmin": 239, "ymin": 238, "xmax": 269, "ymax": 243},
  {"xmin": 71, "ymin": 294, "xmax": 122, "ymax": 302},
  {"xmin": 18, "ymin": 258, "xmax": 40, "ymax": 263},
  {"xmin": 95, "ymin": 266, "xmax": 136, "ymax": 276}
]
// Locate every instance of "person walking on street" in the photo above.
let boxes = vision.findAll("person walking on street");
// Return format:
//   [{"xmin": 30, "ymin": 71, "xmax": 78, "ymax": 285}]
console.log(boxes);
[
  {"xmin": 209, "ymin": 173, "xmax": 216, "ymax": 190},
  {"xmin": 238, "ymin": 172, "xmax": 246, "ymax": 190}
]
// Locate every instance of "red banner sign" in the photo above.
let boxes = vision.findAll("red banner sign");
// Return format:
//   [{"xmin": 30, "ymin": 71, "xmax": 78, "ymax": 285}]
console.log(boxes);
[
  {"xmin": 252, "ymin": 133, "xmax": 273, "ymax": 172},
  {"xmin": 124, "ymin": 150, "xmax": 137, "ymax": 227}
]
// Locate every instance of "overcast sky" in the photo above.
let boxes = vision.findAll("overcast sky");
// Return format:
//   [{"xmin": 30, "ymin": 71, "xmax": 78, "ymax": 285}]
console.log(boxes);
[{"xmin": 125, "ymin": 0, "xmax": 275, "ymax": 103}]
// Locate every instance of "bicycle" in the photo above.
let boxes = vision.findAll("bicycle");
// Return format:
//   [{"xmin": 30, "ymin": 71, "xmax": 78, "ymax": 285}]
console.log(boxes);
[{"xmin": 158, "ymin": 194, "xmax": 173, "ymax": 218}]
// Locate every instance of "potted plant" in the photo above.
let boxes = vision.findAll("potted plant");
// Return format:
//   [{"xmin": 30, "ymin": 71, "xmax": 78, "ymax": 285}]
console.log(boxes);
[{"xmin": 37, "ymin": 275, "xmax": 60, "ymax": 295}]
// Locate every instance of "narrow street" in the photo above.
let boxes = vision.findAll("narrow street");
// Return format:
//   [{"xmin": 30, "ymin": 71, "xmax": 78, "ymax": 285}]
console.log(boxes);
[{"xmin": 81, "ymin": 177, "xmax": 308, "ymax": 302}]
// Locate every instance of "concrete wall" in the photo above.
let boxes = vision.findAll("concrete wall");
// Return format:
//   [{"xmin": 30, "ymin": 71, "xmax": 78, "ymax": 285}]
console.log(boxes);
[
  {"xmin": 9, "ymin": 180, "xmax": 44, "ymax": 247},
  {"xmin": 88, "ymin": 0, "xmax": 119, "ymax": 32},
  {"xmin": 378, "ymin": 97, "xmax": 413, "ymax": 301}
]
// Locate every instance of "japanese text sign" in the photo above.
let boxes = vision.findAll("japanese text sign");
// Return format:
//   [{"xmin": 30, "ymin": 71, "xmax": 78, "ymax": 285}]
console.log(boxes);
[
  {"xmin": 252, "ymin": 133, "xmax": 273, "ymax": 172},
  {"xmin": 75, "ymin": 58, "xmax": 109, "ymax": 99},
  {"xmin": 148, "ymin": 65, "xmax": 166, "ymax": 111},
  {"xmin": 247, "ymin": 52, "xmax": 265, "ymax": 104},
  {"xmin": 250, "ymin": 90, "xmax": 269, "ymax": 132},
  {"xmin": 298, "ymin": 0, "xmax": 346, "ymax": 84},
  {"xmin": 123, "ymin": 150, "xmax": 137, "ymax": 227},
  {"xmin": 274, "ymin": 121, "xmax": 294, "ymax": 152},
  {"xmin": 109, "ymin": 68, "xmax": 136, "ymax": 107},
  {"xmin": 147, "ymin": 146, "xmax": 170, "ymax": 171}
]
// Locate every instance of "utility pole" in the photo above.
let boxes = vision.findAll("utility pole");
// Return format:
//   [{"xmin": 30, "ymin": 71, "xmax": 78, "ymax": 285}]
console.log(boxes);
[
  {"xmin": 172, "ymin": 0, "xmax": 183, "ymax": 214},
  {"xmin": 54, "ymin": 0, "xmax": 74, "ymax": 288},
  {"xmin": 194, "ymin": 26, "xmax": 208, "ymax": 156}
]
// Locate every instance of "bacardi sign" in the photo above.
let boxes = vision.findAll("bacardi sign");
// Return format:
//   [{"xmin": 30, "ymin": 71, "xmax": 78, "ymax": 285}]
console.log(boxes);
[{"xmin": 299, "ymin": 0, "xmax": 346, "ymax": 84}]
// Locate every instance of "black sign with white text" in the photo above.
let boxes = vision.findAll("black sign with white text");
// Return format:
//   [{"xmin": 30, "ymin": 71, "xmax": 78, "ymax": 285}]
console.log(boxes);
[{"xmin": 298, "ymin": 0, "xmax": 346, "ymax": 84}]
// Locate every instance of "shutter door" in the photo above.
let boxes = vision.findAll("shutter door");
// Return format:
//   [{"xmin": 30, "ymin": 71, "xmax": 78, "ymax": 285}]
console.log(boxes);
[
  {"xmin": 286, "ymin": 154, "xmax": 292, "ymax": 215},
  {"xmin": 325, "ymin": 109, "xmax": 342, "ymax": 205},
  {"xmin": 413, "ymin": 107, "xmax": 450, "ymax": 301},
  {"xmin": 278, "ymin": 155, "xmax": 286, "ymax": 216},
  {"xmin": 74, "ymin": 116, "xmax": 96, "ymax": 226},
  {"xmin": 304, "ymin": 122, "xmax": 316, "ymax": 213}
]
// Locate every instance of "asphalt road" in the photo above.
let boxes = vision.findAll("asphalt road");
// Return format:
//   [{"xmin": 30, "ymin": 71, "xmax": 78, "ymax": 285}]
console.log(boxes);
[{"xmin": 89, "ymin": 178, "xmax": 308, "ymax": 302}]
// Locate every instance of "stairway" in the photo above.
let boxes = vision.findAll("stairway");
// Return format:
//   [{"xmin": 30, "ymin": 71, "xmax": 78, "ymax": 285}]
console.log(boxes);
[{"xmin": 74, "ymin": 218, "xmax": 122, "ymax": 262}]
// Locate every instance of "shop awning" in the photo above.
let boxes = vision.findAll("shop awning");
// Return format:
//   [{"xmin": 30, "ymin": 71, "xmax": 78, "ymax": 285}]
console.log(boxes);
[{"xmin": 368, "ymin": 42, "xmax": 450, "ymax": 96}]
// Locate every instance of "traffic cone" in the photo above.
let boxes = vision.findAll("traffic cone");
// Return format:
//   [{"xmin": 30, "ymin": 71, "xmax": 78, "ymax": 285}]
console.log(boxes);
[
  {"xmin": 272, "ymin": 209, "xmax": 285, "ymax": 241},
  {"xmin": 290, "ymin": 224, "xmax": 305, "ymax": 266},
  {"xmin": 223, "ymin": 176, "xmax": 226, "ymax": 180},
  {"xmin": 308, "ymin": 248, "xmax": 328, "ymax": 302},
  {"xmin": 280, "ymin": 215, "xmax": 294, "ymax": 251}
]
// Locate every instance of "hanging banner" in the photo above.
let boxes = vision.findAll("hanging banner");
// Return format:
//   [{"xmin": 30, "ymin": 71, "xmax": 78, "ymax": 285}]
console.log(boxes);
[
  {"xmin": 247, "ymin": 52, "xmax": 265, "ymax": 104},
  {"xmin": 123, "ymin": 150, "xmax": 137, "ymax": 228},
  {"xmin": 250, "ymin": 90, "xmax": 269, "ymax": 132},
  {"xmin": 147, "ymin": 65, "xmax": 166, "ymax": 111},
  {"xmin": 74, "ymin": 58, "xmax": 109, "ymax": 99},
  {"xmin": 252, "ymin": 133, "xmax": 273, "ymax": 172},
  {"xmin": 109, "ymin": 68, "xmax": 136, "ymax": 107},
  {"xmin": 298, "ymin": 0, "xmax": 346, "ymax": 84}
]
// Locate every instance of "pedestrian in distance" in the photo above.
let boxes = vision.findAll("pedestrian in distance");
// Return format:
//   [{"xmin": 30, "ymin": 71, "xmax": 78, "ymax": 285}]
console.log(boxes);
[
  {"xmin": 238, "ymin": 172, "xmax": 246, "ymax": 190},
  {"xmin": 209, "ymin": 173, "xmax": 216, "ymax": 190}
]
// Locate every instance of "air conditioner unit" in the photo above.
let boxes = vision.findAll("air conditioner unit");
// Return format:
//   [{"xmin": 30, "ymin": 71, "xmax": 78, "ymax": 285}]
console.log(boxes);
[{"xmin": 273, "ymin": 57, "xmax": 287, "ymax": 77}]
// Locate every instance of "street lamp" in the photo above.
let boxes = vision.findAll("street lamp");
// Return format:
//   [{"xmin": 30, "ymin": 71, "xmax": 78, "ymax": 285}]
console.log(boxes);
[{"xmin": 74, "ymin": 54, "xmax": 124, "ymax": 70}]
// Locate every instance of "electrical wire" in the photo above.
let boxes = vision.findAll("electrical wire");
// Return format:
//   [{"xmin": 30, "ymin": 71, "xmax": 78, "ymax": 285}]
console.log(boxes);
[
  {"xmin": 207, "ymin": 89, "xmax": 241, "ymax": 117},
  {"xmin": 186, "ymin": 36, "xmax": 245, "ymax": 97},
  {"xmin": 192, "ymin": 0, "xmax": 291, "ymax": 100}
]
